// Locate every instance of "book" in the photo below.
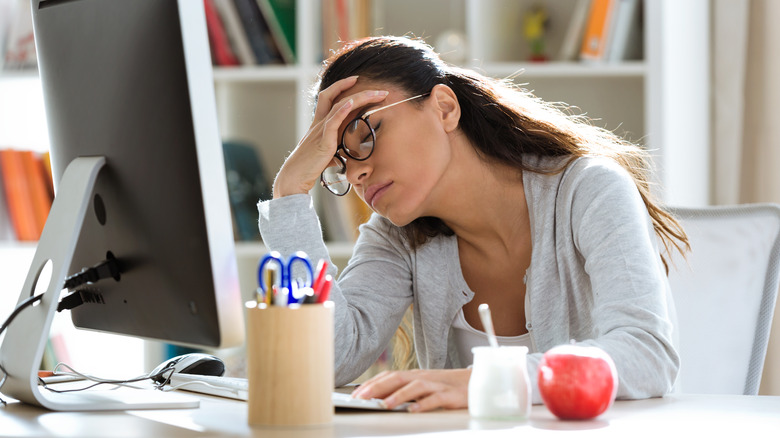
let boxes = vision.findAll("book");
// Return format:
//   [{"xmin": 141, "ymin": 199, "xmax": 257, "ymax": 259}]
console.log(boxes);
[
  {"xmin": 232, "ymin": 0, "xmax": 284, "ymax": 65},
  {"xmin": 0, "ymin": 149, "xmax": 39, "ymax": 240},
  {"xmin": 213, "ymin": 0, "xmax": 258, "ymax": 65},
  {"xmin": 349, "ymin": 0, "xmax": 372, "ymax": 43},
  {"xmin": 316, "ymin": 187, "xmax": 372, "ymax": 243},
  {"xmin": 606, "ymin": 0, "xmax": 642, "ymax": 62},
  {"xmin": 557, "ymin": 0, "xmax": 592, "ymax": 61},
  {"xmin": 579, "ymin": 0, "xmax": 617, "ymax": 62},
  {"xmin": 48, "ymin": 332, "xmax": 71, "ymax": 367},
  {"xmin": 321, "ymin": 0, "xmax": 373, "ymax": 61},
  {"xmin": 3, "ymin": 0, "xmax": 37, "ymax": 70},
  {"xmin": 40, "ymin": 338, "xmax": 57, "ymax": 371},
  {"xmin": 0, "ymin": 154, "xmax": 15, "ymax": 241},
  {"xmin": 222, "ymin": 141, "xmax": 272, "ymax": 241},
  {"xmin": 20, "ymin": 149, "xmax": 53, "ymax": 237},
  {"xmin": 40, "ymin": 151, "xmax": 54, "ymax": 199},
  {"xmin": 204, "ymin": 0, "xmax": 241, "ymax": 66},
  {"xmin": 321, "ymin": 0, "xmax": 349, "ymax": 59},
  {"xmin": 255, "ymin": 0, "xmax": 296, "ymax": 64}
]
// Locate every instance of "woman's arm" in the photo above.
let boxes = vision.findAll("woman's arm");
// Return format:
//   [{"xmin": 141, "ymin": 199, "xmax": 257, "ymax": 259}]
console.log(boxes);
[
  {"xmin": 258, "ymin": 197, "xmax": 415, "ymax": 385},
  {"xmin": 564, "ymin": 158, "xmax": 680, "ymax": 399}
]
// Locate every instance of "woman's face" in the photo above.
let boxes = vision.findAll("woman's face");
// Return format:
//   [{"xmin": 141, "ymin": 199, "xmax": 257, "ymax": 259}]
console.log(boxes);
[{"xmin": 335, "ymin": 81, "xmax": 454, "ymax": 226}]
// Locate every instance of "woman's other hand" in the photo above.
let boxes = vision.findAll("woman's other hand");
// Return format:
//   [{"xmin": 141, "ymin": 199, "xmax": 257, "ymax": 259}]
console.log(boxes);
[
  {"xmin": 351, "ymin": 368, "xmax": 472, "ymax": 412},
  {"xmin": 272, "ymin": 76, "xmax": 389, "ymax": 198}
]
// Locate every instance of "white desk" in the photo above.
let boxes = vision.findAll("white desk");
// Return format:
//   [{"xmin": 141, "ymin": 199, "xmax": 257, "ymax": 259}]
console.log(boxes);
[{"xmin": 1, "ymin": 393, "xmax": 779, "ymax": 437}]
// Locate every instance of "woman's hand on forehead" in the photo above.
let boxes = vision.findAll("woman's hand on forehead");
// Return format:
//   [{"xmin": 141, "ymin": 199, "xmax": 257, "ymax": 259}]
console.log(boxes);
[{"xmin": 271, "ymin": 76, "xmax": 389, "ymax": 198}]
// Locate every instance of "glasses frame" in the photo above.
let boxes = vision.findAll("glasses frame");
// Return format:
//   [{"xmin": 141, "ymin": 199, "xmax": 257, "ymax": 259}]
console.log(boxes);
[{"xmin": 320, "ymin": 93, "xmax": 429, "ymax": 196}]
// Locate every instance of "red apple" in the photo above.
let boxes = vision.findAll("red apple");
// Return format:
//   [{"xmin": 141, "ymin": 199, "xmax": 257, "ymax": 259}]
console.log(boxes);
[{"xmin": 537, "ymin": 344, "xmax": 618, "ymax": 420}]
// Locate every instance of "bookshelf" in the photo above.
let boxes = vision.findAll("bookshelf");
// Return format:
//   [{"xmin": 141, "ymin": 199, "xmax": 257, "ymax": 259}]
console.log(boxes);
[
  {"xmin": 213, "ymin": 0, "xmax": 710, "ymax": 206},
  {"xmin": 205, "ymin": 0, "xmax": 711, "ymax": 294},
  {"xmin": 0, "ymin": 0, "xmax": 710, "ymax": 372}
]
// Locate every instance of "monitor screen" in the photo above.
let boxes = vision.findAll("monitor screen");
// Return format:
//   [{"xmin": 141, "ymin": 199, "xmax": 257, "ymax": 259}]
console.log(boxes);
[
  {"xmin": 33, "ymin": 0, "xmax": 244, "ymax": 347},
  {"xmin": 0, "ymin": 0, "xmax": 244, "ymax": 410}
]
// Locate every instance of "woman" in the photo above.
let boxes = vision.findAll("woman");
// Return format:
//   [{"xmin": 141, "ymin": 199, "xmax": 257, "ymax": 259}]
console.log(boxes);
[{"xmin": 258, "ymin": 36, "xmax": 687, "ymax": 412}]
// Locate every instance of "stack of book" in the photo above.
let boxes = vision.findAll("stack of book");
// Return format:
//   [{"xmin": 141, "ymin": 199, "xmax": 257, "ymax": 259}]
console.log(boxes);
[
  {"xmin": 204, "ymin": 0, "xmax": 375, "ymax": 67},
  {"xmin": 321, "ymin": 0, "xmax": 373, "ymax": 60},
  {"xmin": 558, "ymin": 0, "xmax": 643, "ymax": 63},
  {"xmin": 204, "ymin": 0, "xmax": 295, "ymax": 66},
  {"xmin": 0, "ymin": 148, "xmax": 53, "ymax": 242}
]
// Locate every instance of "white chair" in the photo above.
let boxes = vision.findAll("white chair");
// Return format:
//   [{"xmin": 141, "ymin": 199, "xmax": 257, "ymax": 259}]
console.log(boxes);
[{"xmin": 667, "ymin": 204, "xmax": 780, "ymax": 395}]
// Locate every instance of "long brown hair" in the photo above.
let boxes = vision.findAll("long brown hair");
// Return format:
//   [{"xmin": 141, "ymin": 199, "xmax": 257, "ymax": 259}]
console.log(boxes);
[
  {"xmin": 317, "ymin": 36, "xmax": 689, "ymax": 368},
  {"xmin": 318, "ymin": 36, "xmax": 688, "ymax": 264}
]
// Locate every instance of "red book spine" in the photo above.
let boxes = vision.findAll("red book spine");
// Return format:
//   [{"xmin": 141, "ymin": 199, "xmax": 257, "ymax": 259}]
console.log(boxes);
[{"xmin": 204, "ymin": 0, "xmax": 240, "ymax": 66}]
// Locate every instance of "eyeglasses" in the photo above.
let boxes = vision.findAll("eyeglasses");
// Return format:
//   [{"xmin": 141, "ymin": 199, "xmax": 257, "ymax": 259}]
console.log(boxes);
[{"xmin": 320, "ymin": 93, "xmax": 430, "ymax": 196}]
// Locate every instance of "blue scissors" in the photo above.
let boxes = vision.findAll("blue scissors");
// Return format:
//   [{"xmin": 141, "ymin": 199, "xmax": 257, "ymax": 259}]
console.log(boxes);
[{"xmin": 257, "ymin": 251, "xmax": 314, "ymax": 305}]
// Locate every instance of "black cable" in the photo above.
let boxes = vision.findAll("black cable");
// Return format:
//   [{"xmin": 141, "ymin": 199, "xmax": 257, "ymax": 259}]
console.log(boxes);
[
  {"xmin": 62, "ymin": 252, "xmax": 121, "ymax": 290},
  {"xmin": 1, "ymin": 254, "xmax": 124, "ymax": 403},
  {"xmin": 58, "ymin": 252, "xmax": 122, "ymax": 312},
  {"xmin": 0, "ymin": 294, "xmax": 44, "ymax": 338},
  {"xmin": 1, "ymin": 254, "xmax": 122, "ymax": 335}
]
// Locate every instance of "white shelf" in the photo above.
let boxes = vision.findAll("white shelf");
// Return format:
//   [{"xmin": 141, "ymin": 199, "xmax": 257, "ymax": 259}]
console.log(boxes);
[
  {"xmin": 0, "ymin": 0, "xmax": 711, "ymax": 257},
  {"xmin": 213, "ymin": 65, "xmax": 303, "ymax": 83},
  {"xmin": 474, "ymin": 61, "xmax": 647, "ymax": 79}
]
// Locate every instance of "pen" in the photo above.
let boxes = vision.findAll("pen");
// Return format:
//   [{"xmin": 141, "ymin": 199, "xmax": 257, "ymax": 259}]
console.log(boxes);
[
  {"xmin": 262, "ymin": 263, "xmax": 279, "ymax": 306},
  {"xmin": 312, "ymin": 259, "xmax": 329, "ymax": 293},
  {"xmin": 315, "ymin": 275, "xmax": 333, "ymax": 303}
]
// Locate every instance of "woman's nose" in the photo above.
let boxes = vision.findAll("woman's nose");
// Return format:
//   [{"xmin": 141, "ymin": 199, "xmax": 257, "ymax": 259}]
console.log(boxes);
[{"xmin": 345, "ymin": 156, "xmax": 371, "ymax": 186}]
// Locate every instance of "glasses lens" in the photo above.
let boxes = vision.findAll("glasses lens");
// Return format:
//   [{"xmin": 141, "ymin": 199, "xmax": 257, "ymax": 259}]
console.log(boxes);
[
  {"xmin": 342, "ymin": 118, "xmax": 374, "ymax": 160},
  {"xmin": 320, "ymin": 157, "xmax": 350, "ymax": 195}
]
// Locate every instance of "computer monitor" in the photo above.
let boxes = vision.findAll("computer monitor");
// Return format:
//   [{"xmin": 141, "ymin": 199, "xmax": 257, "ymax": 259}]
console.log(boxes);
[{"xmin": 0, "ymin": 0, "xmax": 244, "ymax": 410}]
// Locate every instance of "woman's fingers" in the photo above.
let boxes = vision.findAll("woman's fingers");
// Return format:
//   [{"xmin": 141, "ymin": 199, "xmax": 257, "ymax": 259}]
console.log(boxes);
[
  {"xmin": 272, "ymin": 89, "xmax": 387, "ymax": 198},
  {"xmin": 381, "ymin": 379, "xmax": 437, "ymax": 410},
  {"xmin": 316, "ymin": 89, "xmax": 388, "ymax": 155},
  {"xmin": 405, "ymin": 386, "xmax": 465, "ymax": 412},
  {"xmin": 317, "ymin": 97, "xmax": 355, "ymax": 154},
  {"xmin": 351, "ymin": 369, "xmax": 470, "ymax": 412},
  {"xmin": 350, "ymin": 370, "xmax": 392, "ymax": 399},
  {"xmin": 313, "ymin": 75, "xmax": 359, "ymax": 122}
]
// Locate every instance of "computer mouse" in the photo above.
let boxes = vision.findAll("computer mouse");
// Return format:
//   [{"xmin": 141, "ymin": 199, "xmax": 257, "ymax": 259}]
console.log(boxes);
[{"xmin": 150, "ymin": 353, "xmax": 225, "ymax": 384}]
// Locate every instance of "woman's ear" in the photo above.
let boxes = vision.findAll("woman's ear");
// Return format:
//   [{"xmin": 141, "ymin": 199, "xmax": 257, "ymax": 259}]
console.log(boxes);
[{"xmin": 430, "ymin": 84, "xmax": 460, "ymax": 133}]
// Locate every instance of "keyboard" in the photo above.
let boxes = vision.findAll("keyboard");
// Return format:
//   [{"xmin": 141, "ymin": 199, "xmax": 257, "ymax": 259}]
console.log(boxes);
[{"xmin": 167, "ymin": 374, "xmax": 410, "ymax": 411}]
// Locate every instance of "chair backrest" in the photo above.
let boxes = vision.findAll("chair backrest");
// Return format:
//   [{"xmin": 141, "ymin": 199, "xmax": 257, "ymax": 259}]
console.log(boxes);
[{"xmin": 668, "ymin": 204, "xmax": 780, "ymax": 395}]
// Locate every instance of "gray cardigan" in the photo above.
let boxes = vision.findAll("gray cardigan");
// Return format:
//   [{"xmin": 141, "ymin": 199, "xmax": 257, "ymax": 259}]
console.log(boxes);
[{"xmin": 258, "ymin": 155, "xmax": 680, "ymax": 404}]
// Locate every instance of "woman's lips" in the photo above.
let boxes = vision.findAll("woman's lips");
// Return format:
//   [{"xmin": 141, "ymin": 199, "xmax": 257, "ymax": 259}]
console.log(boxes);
[{"xmin": 365, "ymin": 182, "xmax": 392, "ymax": 209}]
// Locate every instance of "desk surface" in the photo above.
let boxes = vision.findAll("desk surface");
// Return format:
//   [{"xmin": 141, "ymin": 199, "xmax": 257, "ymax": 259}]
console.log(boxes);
[{"xmin": 1, "ymin": 393, "xmax": 779, "ymax": 437}]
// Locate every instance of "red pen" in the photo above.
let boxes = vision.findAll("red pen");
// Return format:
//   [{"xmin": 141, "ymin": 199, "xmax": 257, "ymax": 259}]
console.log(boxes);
[
  {"xmin": 315, "ymin": 275, "xmax": 333, "ymax": 303},
  {"xmin": 312, "ymin": 259, "xmax": 329, "ymax": 294}
]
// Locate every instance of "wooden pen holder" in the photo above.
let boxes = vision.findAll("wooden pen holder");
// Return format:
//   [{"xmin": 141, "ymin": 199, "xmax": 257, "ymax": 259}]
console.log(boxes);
[{"xmin": 246, "ymin": 302, "xmax": 334, "ymax": 427}]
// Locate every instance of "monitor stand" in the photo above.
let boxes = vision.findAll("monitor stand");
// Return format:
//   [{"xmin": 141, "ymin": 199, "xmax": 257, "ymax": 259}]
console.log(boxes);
[{"xmin": 0, "ymin": 157, "xmax": 198, "ymax": 411}]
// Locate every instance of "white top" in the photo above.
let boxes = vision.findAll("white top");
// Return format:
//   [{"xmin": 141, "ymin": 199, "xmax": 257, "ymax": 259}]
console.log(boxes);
[{"xmin": 451, "ymin": 308, "xmax": 534, "ymax": 366}]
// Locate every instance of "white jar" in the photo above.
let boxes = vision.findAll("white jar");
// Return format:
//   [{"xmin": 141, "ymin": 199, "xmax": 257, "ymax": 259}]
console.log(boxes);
[{"xmin": 468, "ymin": 346, "xmax": 531, "ymax": 420}]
